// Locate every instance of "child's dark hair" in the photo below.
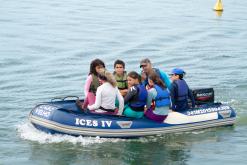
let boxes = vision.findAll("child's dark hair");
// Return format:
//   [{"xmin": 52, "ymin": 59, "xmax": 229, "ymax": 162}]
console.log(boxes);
[
  {"xmin": 114, "ymin": 59, "xmax": 125, "ymax": 68},
  {"xmin": 127, "ymin": 71, "xmax": 141, "ymax": 83},
  {"xmin": 89, "ymin": 59, "xmax": 105, "ymax": 75},
  {"xmin": 148, "ymin": 71, "xmax": 166, "ymax": 89},
  {"xmin": 175, "ymin": 74, "xmax": 184, "ymax": 80}
]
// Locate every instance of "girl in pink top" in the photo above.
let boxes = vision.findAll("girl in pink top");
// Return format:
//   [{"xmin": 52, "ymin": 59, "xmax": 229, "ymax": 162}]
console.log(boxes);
[{"xmin": 78, "ymin": 59, "xmax": 105, "ymax": 110}]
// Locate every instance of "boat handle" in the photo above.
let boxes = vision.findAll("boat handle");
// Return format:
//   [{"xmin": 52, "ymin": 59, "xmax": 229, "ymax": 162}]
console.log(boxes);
[
  {"xmin": 51, "ymin": 97, "xmax": 64, "ymax": 102},
  {"xmin": 63, "ymin": 96, "xmax": 79, "ymax": 101}
]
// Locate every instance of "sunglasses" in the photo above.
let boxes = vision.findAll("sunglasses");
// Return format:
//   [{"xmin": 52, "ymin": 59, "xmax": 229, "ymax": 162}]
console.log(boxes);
[{"xmin": 140, "ymin": 64, "xmax": 147, "ymax": 68}]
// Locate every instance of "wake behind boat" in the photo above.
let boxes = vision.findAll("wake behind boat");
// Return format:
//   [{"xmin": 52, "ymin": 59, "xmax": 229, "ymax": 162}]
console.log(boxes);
[{"xmin": 29, "ymin": 89, "xmax": 236, "ymax": 138}]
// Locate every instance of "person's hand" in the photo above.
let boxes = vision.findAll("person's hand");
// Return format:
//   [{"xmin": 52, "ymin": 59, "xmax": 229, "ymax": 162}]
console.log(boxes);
[
  {"xmin": 169, "ymin": 109, "xmax": 174, "ymax": 113},
  {"xmin": 144, "ymin": 105, "xmax": 147, "ymax": 112},
  {"xmin": 120, "ymin": 89, "xmax": 128, "ymax": 97}
]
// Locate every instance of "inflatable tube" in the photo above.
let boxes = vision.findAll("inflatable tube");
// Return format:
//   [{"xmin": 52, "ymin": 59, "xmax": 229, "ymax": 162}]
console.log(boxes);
[{"xmin": 29, "ymin": 98, "xmax": 236, "ymax": 138}]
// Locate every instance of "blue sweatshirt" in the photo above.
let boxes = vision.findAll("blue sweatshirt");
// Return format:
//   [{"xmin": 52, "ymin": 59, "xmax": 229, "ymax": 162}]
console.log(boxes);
[{"xmin": 170, "ymin": 79, "xmax": 195, "ymax": 111}]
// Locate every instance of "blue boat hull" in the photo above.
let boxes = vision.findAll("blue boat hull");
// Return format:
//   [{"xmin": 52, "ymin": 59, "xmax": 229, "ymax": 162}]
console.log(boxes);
[{"xmin": 29, "ymin": 99, "xmax": 236, "ymax": 138}]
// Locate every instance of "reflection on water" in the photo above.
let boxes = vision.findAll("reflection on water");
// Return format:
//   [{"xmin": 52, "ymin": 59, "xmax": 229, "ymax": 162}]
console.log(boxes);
[
  {"xmin": 28, "ymin": 136, "xmax": 189, "ymax": 165},
  {"xmin": 120, "ymin": 138, "xmax": 191, "ymax": 165},
  {"xmin": 26, "ymin": 127, "xmax": 236, "ymax": 165},
  {"xmin": 215, "ymin": 11, "xmax": 223, "ymax": 17}
]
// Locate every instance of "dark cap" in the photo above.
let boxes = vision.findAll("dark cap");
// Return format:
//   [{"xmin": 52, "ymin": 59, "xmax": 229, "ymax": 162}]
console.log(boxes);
[{"xmin": 140, "ymin": 58, "xmax": 151, "ymax": 68}]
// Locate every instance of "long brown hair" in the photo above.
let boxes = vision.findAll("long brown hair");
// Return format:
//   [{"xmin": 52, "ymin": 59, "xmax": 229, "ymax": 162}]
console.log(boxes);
[
  {"xmin": 148, "ymin": 71, "xmax": 166, "ymax": 89},
  {"xmin": 89, "ymin": 59, "xmax": 105, "ymax": 75},
  {"xmin": 127, "ymin": 71, "xmax": 141, "ymax": 83}
]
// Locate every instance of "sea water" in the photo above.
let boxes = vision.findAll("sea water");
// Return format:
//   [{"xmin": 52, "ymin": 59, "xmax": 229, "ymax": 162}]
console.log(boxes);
[{"xmin": 1, "ymin": 0, "xmax": 247, "ymax": 164}]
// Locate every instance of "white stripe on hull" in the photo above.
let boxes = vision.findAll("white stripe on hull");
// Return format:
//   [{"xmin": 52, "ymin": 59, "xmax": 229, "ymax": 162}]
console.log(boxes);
[{"xmin": 29, "ymin": 115, "xmax": 235, "ymax": 138}]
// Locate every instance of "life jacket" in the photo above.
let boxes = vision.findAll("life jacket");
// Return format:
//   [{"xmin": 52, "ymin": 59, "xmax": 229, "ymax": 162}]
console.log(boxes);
[
  {"xmin": 154, "ymin": 85, "xmax": 170, "ymax": 107},
  {"xmin": 129, "ymin": 84, "xmax": 148, "ymax": 111},
  {"xmin": 174, "ymin": 79, "xmax": 189, "ymax": 101},
  {"xmin": 113, "ymin": 71, "xmax": 128, "ymax": 90},
  {"xmin": 89, "ymin": 74, "xmax": 100, "ymax": 94}
]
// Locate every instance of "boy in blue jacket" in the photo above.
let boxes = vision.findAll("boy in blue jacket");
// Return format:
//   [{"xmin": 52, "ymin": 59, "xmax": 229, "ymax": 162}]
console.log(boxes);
[{"xmin": 169, "ymin": 68, "xmax": 195, "ymax": 112}]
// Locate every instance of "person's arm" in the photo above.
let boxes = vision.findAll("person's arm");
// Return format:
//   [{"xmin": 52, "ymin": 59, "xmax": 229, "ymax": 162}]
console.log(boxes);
[
  {"xmin": 124, "ymin": 86, "xmax": 138, "ymax": 104},
  {"xmin": 146, "ymin": 88, "xmax": 157, "ymax": 109},
  {"xmin": 116, "ymin": 88, "xmax": 124, "ymax": 115},
  {"xmin": 169, "ymin": 83, "xmax": 176, "ymax": 110},
  {"xmin": 88, "ymin": 86, "xmax": 102, "ymax": 110},
  {"xmin": 159, "ymin": 70, "xmax": 171, "ymax": 89},
  {"xmin": 188, "ymin": 89, "xmax": 195, "ymax": 108},
  {"xmin": 84, "ymin": 75, "xmax": 92, "ymax": 97}
]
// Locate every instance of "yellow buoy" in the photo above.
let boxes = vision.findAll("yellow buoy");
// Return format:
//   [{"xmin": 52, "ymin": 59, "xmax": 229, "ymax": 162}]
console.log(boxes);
[{"xmin": 214, "ymin": 0, "xmax": 223, "ymax": 11}]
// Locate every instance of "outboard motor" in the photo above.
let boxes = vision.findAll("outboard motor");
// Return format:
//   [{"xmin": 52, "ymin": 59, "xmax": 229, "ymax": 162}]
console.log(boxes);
[{"xmin": 192, "ymin": 88, "xmax": 214, "ymax": 105}]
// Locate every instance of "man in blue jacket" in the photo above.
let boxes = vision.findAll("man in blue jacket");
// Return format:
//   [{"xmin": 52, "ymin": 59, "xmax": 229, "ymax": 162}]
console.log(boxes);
[
  {"xmin": 169, "ymin": 68, "xmax": 195, "ymax": 112},
  {"xmin": 140, "ymin": 58, "xmax": 171, "ymax": 89}
]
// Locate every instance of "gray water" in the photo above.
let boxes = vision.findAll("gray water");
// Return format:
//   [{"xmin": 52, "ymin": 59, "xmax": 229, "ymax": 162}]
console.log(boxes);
[{"xmin": 1, "ymin": 0, "xmax": 247, "ymax": 164}]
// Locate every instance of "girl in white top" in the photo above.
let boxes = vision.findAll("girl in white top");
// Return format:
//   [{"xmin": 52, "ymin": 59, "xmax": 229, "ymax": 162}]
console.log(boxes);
[{"xmin": 88, "ymin": 70, "xmax": 124, "ymax": 115}]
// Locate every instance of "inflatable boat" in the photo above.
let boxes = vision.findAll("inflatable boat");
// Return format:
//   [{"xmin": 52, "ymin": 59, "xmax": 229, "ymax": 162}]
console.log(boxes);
[{"xmin": 29, "ymin": 88, "xmax": 236, "ymax": 138}]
